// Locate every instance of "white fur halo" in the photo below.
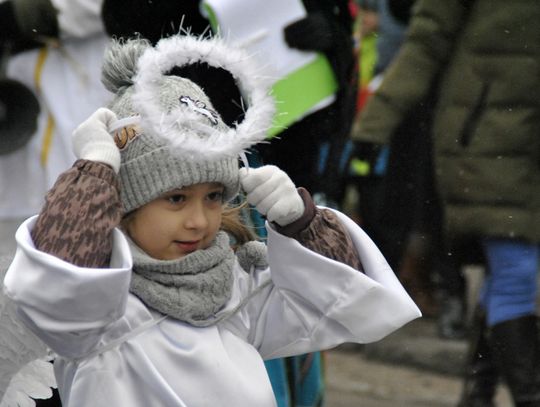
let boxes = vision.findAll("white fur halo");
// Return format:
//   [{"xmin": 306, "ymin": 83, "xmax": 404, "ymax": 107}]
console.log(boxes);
[{"xmin": 131, "ymin": 35, "xmax": 276, "ymax": 159}]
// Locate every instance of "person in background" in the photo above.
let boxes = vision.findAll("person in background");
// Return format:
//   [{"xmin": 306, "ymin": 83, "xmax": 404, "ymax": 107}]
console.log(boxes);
[
  {"xmin": 353, "ymin": 1, "xmax": 540, "ymax": 405},
  {"xmin": 352, "ymin": 0, "xmax": 469, "ymax": 338},
  {"xmin": 255, "ymin": 0, "xmax": 359, "ymax": 210},
  {"xmin": 0, "ymin": 0, "xmax": 110, "ymax": 220},
  {"xmin": 0, "ymin": 2, "xmax": 108, "ymax": 405}
]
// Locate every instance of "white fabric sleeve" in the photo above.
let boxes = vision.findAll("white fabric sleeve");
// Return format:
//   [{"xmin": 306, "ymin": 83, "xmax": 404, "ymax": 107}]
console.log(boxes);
[
  {"xmin": 50, "ymin": 0, "xmax": 105, "ymax": 38},
  {"xmin": 2, "ymin": 216, "xmax": 133, "ymax": 358},
  {"xmin": 248, "ymin": 208, "xmax": 421, "ymax": 360}
]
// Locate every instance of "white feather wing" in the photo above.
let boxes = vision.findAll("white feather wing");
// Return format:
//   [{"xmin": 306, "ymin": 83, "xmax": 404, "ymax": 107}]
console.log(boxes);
[{"xmin": 0, "ymin": 256, "xmax": 56, "ymax": 407}]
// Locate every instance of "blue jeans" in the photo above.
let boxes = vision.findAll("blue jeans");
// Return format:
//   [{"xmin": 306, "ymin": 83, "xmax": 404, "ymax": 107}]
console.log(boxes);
[{"xmin": 480, "ymin": 238, "xmax": 539, "ymax": 327}]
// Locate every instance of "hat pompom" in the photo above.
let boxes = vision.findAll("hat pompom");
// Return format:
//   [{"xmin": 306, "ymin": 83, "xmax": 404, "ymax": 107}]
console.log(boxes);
[{"xmin": 101, "ymin": 38, "xmax": 152, "ymax": 94}]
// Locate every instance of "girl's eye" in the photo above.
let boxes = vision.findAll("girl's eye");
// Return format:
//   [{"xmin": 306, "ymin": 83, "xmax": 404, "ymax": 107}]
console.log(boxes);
[
  {"xmin": 208, "ymin": 191, "xmax": 224, "ymax": 202},
  {"xmin": 168, "ymin": 194, "xmax": 185, "ymax": 204}
]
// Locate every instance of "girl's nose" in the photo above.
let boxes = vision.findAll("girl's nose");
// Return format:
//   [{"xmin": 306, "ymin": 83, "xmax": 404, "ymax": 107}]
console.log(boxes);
[{"xmin": 184, "ymin": 201, "xmax": 209, "ymax": 230}]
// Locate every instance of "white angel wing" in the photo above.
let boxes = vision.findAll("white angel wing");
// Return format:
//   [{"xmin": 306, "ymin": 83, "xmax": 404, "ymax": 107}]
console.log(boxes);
[{"xmin": 0, "ymin": 255, "xmax": 57, "ymax": 407}]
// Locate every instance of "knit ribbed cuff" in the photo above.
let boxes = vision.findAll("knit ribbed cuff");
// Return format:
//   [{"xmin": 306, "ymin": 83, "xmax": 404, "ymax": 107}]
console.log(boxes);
[{"xmin": 82, "ymin": 143, "xmax": 121, "ymax": 174}]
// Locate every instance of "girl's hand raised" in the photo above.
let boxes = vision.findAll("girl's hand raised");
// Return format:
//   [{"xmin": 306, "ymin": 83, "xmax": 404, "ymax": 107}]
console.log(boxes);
[
  {"xmin": 239, "ymin": 165, "xmax": 305, "ymax": 227},
  {"xmin": 72, "ymin": 108, "xmax": 121, "ymax": 173}
]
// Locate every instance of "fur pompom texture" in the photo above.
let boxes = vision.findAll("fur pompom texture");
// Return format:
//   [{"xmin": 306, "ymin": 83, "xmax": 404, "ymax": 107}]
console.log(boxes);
[{"xmin": 101, "ymin": 38, "xmax": 153, "ymax": 94}]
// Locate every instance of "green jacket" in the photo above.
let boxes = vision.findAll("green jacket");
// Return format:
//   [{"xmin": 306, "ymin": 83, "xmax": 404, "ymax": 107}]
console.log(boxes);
[{"xmin": 355, "ymin": 0, "xmax": 540, "ymax": 243}]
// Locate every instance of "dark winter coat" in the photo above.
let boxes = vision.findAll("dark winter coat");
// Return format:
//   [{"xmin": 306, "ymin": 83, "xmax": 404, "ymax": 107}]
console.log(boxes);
[{"xmin": 354, "ymin": 0, "xmax": 540, "ymax": 243}]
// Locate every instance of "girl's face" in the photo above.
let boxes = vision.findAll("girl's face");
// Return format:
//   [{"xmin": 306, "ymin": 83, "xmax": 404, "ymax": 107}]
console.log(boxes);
[{"xmin": 126, "ymin": 183, "xmax": 225, "ymax": 260}]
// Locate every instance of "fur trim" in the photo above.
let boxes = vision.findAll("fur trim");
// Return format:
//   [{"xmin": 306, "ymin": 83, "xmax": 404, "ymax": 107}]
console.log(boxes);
[{"xmin": 131, "ymin": 35, "xmax": 276, "ymax": 159}]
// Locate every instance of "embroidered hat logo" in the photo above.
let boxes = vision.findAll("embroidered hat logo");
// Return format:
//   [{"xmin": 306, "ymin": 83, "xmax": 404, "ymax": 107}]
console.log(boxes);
[{"xmin": 179, "ymin": 95, "xmax": 219, "ymax": 125}]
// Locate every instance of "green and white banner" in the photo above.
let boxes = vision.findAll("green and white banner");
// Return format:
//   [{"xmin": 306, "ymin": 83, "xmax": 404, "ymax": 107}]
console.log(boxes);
[{"xmin": 203, "ymin": 0, "xmax": 337, "ymax": 138}]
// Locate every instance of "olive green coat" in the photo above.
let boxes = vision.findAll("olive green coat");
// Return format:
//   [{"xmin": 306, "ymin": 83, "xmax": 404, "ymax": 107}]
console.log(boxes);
[{"xmin": 354, "ymin": 0, "xmax": 540, "ymax": 243}]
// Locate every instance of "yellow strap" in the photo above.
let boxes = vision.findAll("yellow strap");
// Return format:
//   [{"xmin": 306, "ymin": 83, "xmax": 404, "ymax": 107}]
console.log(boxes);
[
  {"xmin": 34, "ymin": 47, "xmax": 48, "ymax": 92},
  {"xmin": 34, "ymin": 47, "xmax": 56, "ymax": 167},
  {"xmin": 40, "ymin": 114, "xmax": 55, "ymax": 167}
]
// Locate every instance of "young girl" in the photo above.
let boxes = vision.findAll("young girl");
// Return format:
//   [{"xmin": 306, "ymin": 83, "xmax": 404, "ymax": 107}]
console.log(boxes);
[{"xmin": 3, "ymin": 35, "xmax": 420, "ymax": 406}]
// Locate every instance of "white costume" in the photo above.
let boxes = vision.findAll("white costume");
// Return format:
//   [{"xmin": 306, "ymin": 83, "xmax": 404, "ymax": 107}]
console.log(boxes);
[
  {"xmin": 0, "ymin": 0, "xmax": 110, "ymax": 218},
  {"xmin": 4, "ymin": 211, "xmax": 420, "ymax": 407}
]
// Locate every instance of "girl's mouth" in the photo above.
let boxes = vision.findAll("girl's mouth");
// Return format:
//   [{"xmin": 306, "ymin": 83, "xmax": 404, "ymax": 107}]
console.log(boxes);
[{"xmin": 174, "ymin": 240, "xmax": 200, "ymax": 252}]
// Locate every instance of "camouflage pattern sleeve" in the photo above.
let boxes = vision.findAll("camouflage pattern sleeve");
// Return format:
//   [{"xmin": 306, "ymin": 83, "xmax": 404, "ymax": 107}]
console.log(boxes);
[
  {"xmin": 275, "ymin": 188, "xmax": 363, "ymax": 272},
  {"xmin": 30, "ymin": 160, "xmax": 122, "ymax": 268}
]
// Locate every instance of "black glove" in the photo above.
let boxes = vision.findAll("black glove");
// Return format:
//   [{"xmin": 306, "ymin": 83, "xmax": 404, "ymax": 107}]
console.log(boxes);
[
  {"xmin": 284, "ymin": 11, "xmax": 336, "ymax": 53},
  {"xmin": 283, "ymin": 8, "xmax": 355, "ymax": 93},
  {"xmin": 0, "ymin": 0, "xmax": 58, "ymax": 53}
]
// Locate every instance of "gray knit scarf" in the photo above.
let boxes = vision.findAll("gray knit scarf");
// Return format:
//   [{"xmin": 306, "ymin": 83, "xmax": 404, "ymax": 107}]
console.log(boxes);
[{"xmin": 128, "ymin": 231, "xmax": 236, "ymax": 326}]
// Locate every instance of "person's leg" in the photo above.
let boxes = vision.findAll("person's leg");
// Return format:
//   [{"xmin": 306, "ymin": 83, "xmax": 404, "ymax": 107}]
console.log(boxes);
[
  {"xmin": 434, "ymin": 247, "xmax": 467, "ymax": 339},
  {"xmin": 457, "ymin": 307, "xmax": 498, "ymax": 407},
  {"xmin": 482, "ymin": 239, "xmax": 540, "ymax": 406}
]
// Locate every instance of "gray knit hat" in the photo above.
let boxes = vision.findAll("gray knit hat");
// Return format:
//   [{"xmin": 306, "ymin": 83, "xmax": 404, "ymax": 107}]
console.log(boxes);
[{"xmin": 101, "ymin": 35, "xmax": 275, "ymax": 214}]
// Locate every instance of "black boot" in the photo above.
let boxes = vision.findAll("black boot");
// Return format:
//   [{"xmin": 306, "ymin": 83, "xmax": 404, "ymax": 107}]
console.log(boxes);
[
  {"xmin": 457, "ymin": 310, "xmax": 498, "ymax": 407},
  {"xmin": 490, "ymin": 315, "xmax": 540, "ymax": 407}
]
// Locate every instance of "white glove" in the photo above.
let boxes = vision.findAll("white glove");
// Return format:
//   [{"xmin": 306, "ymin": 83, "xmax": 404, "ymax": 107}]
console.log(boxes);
[
  {"xmin": 72, "ymin": 108, "xmax": 121, "ymax": 173},
  {"xmin": 239, "ymin": 165, "xmax": 305, "ymax": 227}
]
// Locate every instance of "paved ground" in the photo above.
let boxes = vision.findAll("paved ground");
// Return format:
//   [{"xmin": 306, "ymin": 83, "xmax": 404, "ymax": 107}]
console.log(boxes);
[
  {"xmin": 324, "ymin": 319, "xmax": 512, "ymax": 406},
  {"xmin": 326, "ymin": 346, "xmax": 464, "ymax": 407}
]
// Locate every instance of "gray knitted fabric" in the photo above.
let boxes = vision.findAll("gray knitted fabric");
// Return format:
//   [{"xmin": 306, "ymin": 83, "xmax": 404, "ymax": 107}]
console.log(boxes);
[
  {"xmin": 105, "ymin": 50, "xmax": 239, "ymax": 213},
  {"xmin": 236, "ymin": 241, "xmax": 268, "ymax": 273},
  {"xmin": 128, "ymin": 231, "xmax": 236, "ymax": 325}
]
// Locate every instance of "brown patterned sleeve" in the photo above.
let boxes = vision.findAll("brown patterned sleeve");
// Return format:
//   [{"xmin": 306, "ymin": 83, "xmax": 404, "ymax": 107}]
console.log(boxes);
[
  {"xmin": 31, "ymin": 159, "xmax": 122, "ymax": 268},
  {"xmin": 275, "ymin": 188, "xmax": 364, "ymax": 272}
]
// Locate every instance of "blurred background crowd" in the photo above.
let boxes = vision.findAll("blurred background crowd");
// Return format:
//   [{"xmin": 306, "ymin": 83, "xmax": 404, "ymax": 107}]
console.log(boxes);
[{"xmin": 0, "ymin": 0, "xmax": 538, "ymax": 406}]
